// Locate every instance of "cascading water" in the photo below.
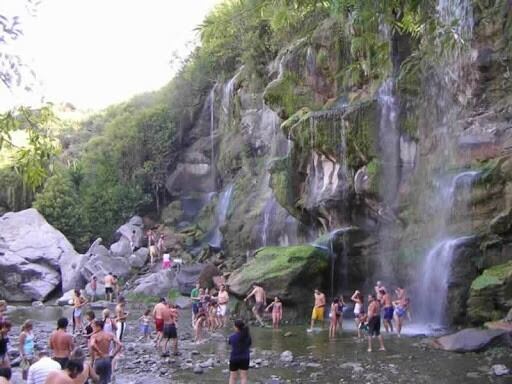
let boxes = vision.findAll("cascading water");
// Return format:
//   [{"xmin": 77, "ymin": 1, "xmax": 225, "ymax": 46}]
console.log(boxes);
[
  {"xmin": 415, "ymin": 170, "xmax": 479, "ymax": 325},
  {"xmin": 415, "ymin": 236, "xmax": 472, "ymax": 325},
  {"xmin": 376, "ymin": 78, "xmax": 400, "ymax": 281},
  {"xmin": 208, "ymin": 184, "xmax": 234, "ymax": 249},
  {"xmin": 410, "ymin": 0, "xmax": 476, "ymax": 328},
  {"xmin": 209, "ymin": 85, "xmax": 216, "ymax": 170},
  {"xmin": 312, "ymin": 227, "xmax": 351, "ymax": 297}
]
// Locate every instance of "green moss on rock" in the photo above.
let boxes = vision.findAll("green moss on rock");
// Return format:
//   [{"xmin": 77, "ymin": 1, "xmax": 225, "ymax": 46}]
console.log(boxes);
[
  {"xmin": 227, "ymin": 245, "xmax": 329, "ymax": 305},
  {"xmin": 467, "ymin": 261, "xmax": 512, "ymax": 324}
]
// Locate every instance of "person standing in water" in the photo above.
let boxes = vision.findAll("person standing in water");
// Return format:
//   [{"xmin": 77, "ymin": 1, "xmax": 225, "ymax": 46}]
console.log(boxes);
[
  {"xmin": 243, "ymin": 283, "xmax": 266, "ymax": 327},
  {"xmin": 72, "ymin": 289, "xmax": 88, "ymax": 335},
  {"xmin": 90, "ymin": 320, "xmax": 122, "ymax": 384},
  {"xmin": 19, "ymin": 320, "xmax": 35, "ymax": 380},
  {"xmin": 216, "ymin": 284, "xmax": 230, "ymax": 327},
  {"xmin": 394, "ymin": 286, "xmax": 409, "ymax": 337},
  {"xmin": 49, "ymin": 318, "xmax": 74, "ymax": 369},
  {"xmin": 114, "ymin": 297, "xmax": 128, "ymax": 342},
  {"xmin": 380, "ymin": 289, "xmax": 394, "ymax": 333},
  {"xmin": 228, "ymin": 319, "xmax": 251, "ymax": 384},
  {"xmin": 265, "ymin": 297, "xmax": 283, "ymax": 330},
  {"xmin": 329, "ymin": 298, "xmax": 340, "ymax": 338},
  {"xmin": 308, "ymin": 289, "xmax": 326, "ymax": 332},
  {"xmin": 351, "ymin": 290, "xmax": 365, "ymax": 338},
  {"xmin": 367, "ymin": 294, "xmax": 385, "ymax": 352}
]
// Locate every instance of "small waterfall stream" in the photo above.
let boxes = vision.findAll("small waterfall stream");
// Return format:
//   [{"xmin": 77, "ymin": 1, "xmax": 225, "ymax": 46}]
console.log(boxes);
[
  {"xmin": 208, "ymin": 184, "xmax": 234, "ymax": 249},
  {"xmin": 415, "ymin": 170, "xmax": 479, "ymax": 325},
  {"xmin": 312, "ymin": 227, "xmax": 351, "ymax": 298}
]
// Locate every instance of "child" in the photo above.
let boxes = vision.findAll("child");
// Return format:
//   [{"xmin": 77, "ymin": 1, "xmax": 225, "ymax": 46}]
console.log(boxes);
[
  {"xmin": 265, "ymin": 297, "xmax": 283, "ymax": 329},
  {"xmin": 139, "ymin": 309, "xmax": 152, "ymax": 341},
  {"xmin": 329, "ymin": 298, "xmax": 340, "ymax": 338},
  {"xmin": 193, "ymin": 303, "xmax": 207, "ymax": 343}
]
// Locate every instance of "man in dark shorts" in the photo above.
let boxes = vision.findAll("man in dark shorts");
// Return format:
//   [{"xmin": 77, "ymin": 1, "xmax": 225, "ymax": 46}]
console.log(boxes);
[
  {"xmin": 160, "ymin": 303, "xmax": 179, "ymax": 356},
  {"xmin": 48, "ymin": 318, "xmax": 74, "ymax": 369},
  {"xmin": 243, "ymin": 283, "xmax": 266, "ymax": 326},
  {"xmin": 104, "ymin": 272, "xmax": 114, "ymax": 302},
  {"xmin": 380, "ymin": 288, "xmax": 394, "ymax": 333},
  {"xmin": 90, "ymin": 319, "xmax": 122, "ymax": 384},
  {"xmin": 367, "ymin": 294, "xmax": 385, "ymax": 352}
]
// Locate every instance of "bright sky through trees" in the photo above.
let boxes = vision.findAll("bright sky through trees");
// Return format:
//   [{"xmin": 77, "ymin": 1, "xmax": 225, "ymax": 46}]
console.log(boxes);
[{"xmin": 0, "ymin": 0, "xmax": 220, "ymax": 111}]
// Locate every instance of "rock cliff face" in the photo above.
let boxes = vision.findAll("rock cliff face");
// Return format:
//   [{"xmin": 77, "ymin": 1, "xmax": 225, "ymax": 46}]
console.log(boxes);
[{"xmin": 157, "ymin": 1, "xmax": 512, "ymax": 323}]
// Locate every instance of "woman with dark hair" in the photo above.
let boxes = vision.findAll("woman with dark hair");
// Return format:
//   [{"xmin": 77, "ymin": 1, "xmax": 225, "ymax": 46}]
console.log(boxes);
[{"xmin": 228, "ymin": 319, "xmax": 251, "ymax": 384}]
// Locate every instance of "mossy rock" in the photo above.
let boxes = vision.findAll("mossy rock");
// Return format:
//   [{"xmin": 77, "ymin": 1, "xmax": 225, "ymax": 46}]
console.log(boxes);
[
  {"xmin": 161, "ymin": 201, "xmax": 183, "ymax": 226},
  {"xmin": 263, "ymin": 71, "xmax": 319, "ymax": 119},
  {"xmin": 227, "ymin": 245, "xmax": 329, "ymax": 306},
  {"xmin": 467, "ymin": 261, "xmax": 512, "ymax": 324}
]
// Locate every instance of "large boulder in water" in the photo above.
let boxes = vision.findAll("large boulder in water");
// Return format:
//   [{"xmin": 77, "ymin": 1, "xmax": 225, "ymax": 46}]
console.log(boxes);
[
  {"xmin": 0, "ymin": 209, "xmax": 84, "ymax": 301},
  {"xmin": 434, "ymin": 328, "xmax": 509, "ymax": 352},
  {"xmin": 467, "ymin": 261, "xmax": 512, "ymax": 324},
  {"xmin": 131, "ymin": 269, "xmax": 177, "ymax": 297},
  {"xmin": 227, "ymin": 245, "xmax": 328, "ymax": 305},
  {"xmin": 177, "ymin": 264, "xmax": 206, "ymax": 295}
]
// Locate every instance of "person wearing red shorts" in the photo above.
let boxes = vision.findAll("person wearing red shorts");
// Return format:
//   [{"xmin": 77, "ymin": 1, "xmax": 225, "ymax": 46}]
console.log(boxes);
[{"xmin": 152, "ymin": 298, "xmax": 167, "ymax": 344}]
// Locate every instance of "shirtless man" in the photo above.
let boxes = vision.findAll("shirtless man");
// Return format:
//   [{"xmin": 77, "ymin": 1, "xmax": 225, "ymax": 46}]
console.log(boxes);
[
  {"xmin": 216, "ymin": 285, "xmax": 229, "ymax": 327},
  {"xmin": 152, "ymin": 298, "xmax": 167, "ymax": 344},
  {"xmin": 104, "ymin": 273, "xmax": 114, "ymax": 302},
  {"xmin": 90, "ymin": 320, "xmax": 122, "ymax": 384},
  {"xmin": 244, "ymin": 283, "xmax": 266, "ymax": 326},
  {"xmin": 160, "ymin": 303, "xmax": 179, "ymax": 356},
  {"xmin": 380, "ymin": 289, "xmax": 394, "ymax": 333},
  {"xmin": 308, "ymin": 289, "xmax": 326, "ymax": 332},
  {"xmin": 115, "ymin": 297, "xmax": 128, "ymax": 342},
  {"xmin": 49, "ymin": 318, "xmax": 74, "ymax": 369},
  {"xmin": 44, "ymin": 358, "xmax": 83, "ymax": 384},
  {"xmin": 367, "ymin": 294, "xmax": 385, "ymax": 352}
]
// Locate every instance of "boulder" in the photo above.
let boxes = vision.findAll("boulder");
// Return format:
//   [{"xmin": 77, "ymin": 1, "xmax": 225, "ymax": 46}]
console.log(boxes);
[
  {"xmin": 131, "ymin": 269, "xmax": 177, "ymax": 297},
  {"xmin": 434, "ymin": 328, "xmax": 508, "ymax": 352},
  {"xmin": 227, "ymin": 245, "xmax": 328, "ymax": 306},
  {"xmin": 81, "ymin": 252, "xmax": 131, "ymax": 283},
  {"xmin": 467, "ymin": 261, "xmax": 512, "ymax": 324},
  {"xmin": 198, "ymin": 263, "xmax": 221, "ymax": 289},
  {"xmin": 0, "ymin": 209, "xmax": 83, "ymax": 301},
  {"xmin": 177, "ymin": 264, "xmax": 206, "ymax": 295},
  {"xmin": 128, "ymin": 248, "xmax": 149, "ymax": 268},
  {"xmin": 110, "ymin": 237, "xmax": 132, "ymax": 257},
  {"xmin": 110, "ymin": 216, "xmax": 145, "ymax": 256},
  {"xmin": 57, "ymin": 290, "xmax": 76, "ymax": 306}
]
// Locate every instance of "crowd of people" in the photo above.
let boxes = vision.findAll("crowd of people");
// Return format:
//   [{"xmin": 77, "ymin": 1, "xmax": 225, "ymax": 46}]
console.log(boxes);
[{"xmin": 0, "ymin": 276, "xmax": 411, "ymax": 384}]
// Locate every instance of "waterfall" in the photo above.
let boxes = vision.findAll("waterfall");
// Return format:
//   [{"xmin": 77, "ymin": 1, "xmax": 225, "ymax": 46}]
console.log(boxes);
[
  {"xmin": 377, "ymin": 79, "xmax": 400, "ymax": 206},
  {"xmin": 312, "ymin": 227, "xmax": 352, "ymax": 297},
  {"xmin": 208, "ymin": 184, "xmax": 234, "ymax": 249},
  {"xmin": 415, "ymin": 171, "xmax": 479, "ymax": 325},
  {"xmin": 261, "ymin": 197, "xmax": 275, "ymax": 247},
  {"xmin": 375, "ymin": 77, "xmax": 400, "ymax": 282},
  {"xmin": 209, "ymin": 86, "xmax": 216, "ymax": 168},
  {"xmin": 415, "ymin": 236, "xmax": 472, "ymax": 325}
]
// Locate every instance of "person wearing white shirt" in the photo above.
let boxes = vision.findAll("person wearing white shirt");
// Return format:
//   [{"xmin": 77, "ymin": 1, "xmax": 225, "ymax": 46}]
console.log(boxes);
[{"xmin": 27, "ymin": 349, "xmax": 61, "ymax": 384}]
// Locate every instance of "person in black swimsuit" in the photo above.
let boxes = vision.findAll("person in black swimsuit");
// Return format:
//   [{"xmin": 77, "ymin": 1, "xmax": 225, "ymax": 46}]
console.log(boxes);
[{"xmin": 0, "ymin": 320, "xmax": 12, "ymax": 368}]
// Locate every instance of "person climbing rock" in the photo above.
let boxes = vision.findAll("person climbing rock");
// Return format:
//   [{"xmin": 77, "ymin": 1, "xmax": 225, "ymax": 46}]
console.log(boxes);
[{"xmin": 243, "ymin": 283, "xmax": 266, "ymax": 327}]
